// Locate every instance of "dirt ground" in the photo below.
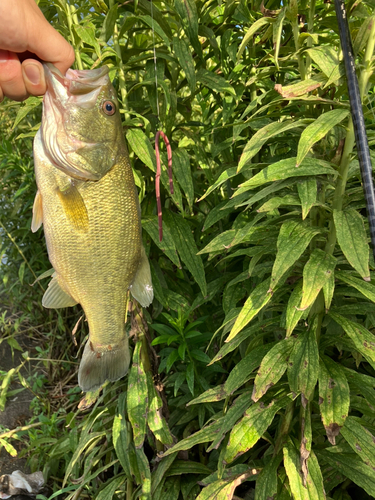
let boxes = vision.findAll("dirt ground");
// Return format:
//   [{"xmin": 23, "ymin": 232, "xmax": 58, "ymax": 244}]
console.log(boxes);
[{"xmin": 0, "ymin": 339, "xmax": 37, "ymax": 499}]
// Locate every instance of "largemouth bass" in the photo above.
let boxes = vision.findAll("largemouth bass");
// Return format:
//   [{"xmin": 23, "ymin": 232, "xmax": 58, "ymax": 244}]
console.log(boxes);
[{"xmin": 32, "ymin": 65, "xmax": 153, "ymax": 392}]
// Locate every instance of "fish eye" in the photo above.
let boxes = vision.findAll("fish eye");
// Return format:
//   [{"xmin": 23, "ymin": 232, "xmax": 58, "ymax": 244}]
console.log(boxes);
[{"xmin": 102, "ymin": 100, "xmax": 116, "ymax": 116}]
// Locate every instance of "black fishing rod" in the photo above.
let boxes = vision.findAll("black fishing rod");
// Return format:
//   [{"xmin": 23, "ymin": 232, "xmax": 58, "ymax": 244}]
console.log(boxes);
[{"xmin": 334, "ymin": 0, "xmax": 375, "ymax": 259}]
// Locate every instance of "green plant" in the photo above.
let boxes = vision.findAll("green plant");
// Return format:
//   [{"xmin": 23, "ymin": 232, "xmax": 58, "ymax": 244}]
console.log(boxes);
[{"xmin": 2, "ymin": 0, "xmax": 375, "ymax": 499}]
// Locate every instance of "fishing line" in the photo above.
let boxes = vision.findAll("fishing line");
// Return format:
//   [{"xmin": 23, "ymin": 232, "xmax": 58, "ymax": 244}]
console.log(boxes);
[
  {"xmin": 150, "ymin": 0, "xmax": 173, "ymax": 242},
  {"xmin": 334, "ymin": 0, "xmax": 375, "ymax": 259}
]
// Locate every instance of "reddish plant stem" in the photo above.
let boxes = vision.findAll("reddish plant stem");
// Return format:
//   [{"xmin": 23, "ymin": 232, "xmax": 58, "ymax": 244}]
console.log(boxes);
[{"xmin": 155, "ymin": 130, "xmax": 173, "ymax": 241}]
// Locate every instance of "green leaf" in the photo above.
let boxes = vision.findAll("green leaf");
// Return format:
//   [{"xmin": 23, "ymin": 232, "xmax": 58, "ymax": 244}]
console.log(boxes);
[
  {"xmin": 329, "ymin": 312, "xmax": 375, "ymax": 371},
  {"xmin": 285, "ymin": 281, "xmax": 305, "ymax": 337},
  {"xmin": 316, "ymin": 449, "xmax": 375, "ymax": 497},
  {"xmin": 127, "ymin": 128, "xmax": 156, "ymax": 172},
  {"xmin": 296, "ymin": 109, "xmax": 349, "ymax": 166},
  {"xmin": 287, "ymin": 327, "xmax": 319, "ymax": 403},
  {"xmin": 237, "ymin": 17, "xmax": 275, "ymax": 60},
  {"xmin": 323, "ymin": 270, "xmax": 335, "ymax": 311},
  {"xmin": 336, "ymin": 271, "xmax": 375, "ymax": 302},
  {"xmin": 146, "ymin": 372, "xmax": 173, "ymax": 445},
  {"xmin": 341, "ymin": 416, "xmax": 375, "ymax": 468},
  {"xmin": 163, "ymin": 211, "xmax": 207, "ymax": 296},
  {"xmin": 236, "ymin": 157, "xmax": 336, "ymax": 192},
  {"xmin": 139, "ymin": 15, "xmax": 171, "ymax": 47},
  {"xmin": 96, "ymin": 476, "xmax": 125, "ymax": 500},
  {"xmin": 151, "ymin": 453, "xmax": 177, "ymax": 495},
  {"xmin": 254, "ymin": 455, "xmax": 280, "ymax": 500},
  {"xmin": 271, "ymin": 221, "xmax": 320, "ymax": 291},
  {"xmin": 299, "ymin": 249, "xmax": 336, "ymax": 310},
  {"xmin": 283, "ymin": 438, "xmax": 308, "ymax": 499},
  {"xmin": 127, "ymin": 342, "xmax": 148, "ymax": 448},
  {"xmin": 238, "ymin": 120, "xmax": 307, "ymax": 171},
  {"xmin": 142, "ymin": 216, "xmax": 180, "ymax": 267},
  {"xmin": 175, "ymin": 0, "xmax": 201, "ymax": 59},
  {"xmin": 74, "ymin": 23, "xmax": 101, "ymax": 57},
  {"xmin": 305, "ymin": 450, "xmax": 325, "ymax": 500},
  {"xmin": 0, "ymin": 438, "xmax": 17, "ymax": 457},
  {"xmin": 136, "ymin": 447, "xmax": 152, "ymax": 499},
  {"xmin": 186, "ymin": 362, "xmax": 194, "ymax": 396},
  {"xmin": 225, "ymin": 343, "xmax": 277, "ymax": 396},
  {"xmin": 173, "ymin": 37, "xmax": 196, "ymax": 92},
  {"xmin": 306, "ymin": 46, "xmax": 341, "ymax": 80},
  {"xmin": 196, "ymin": 471, "xmax": 254, "ymax": 500},
  {"xmin": 12, "ymin": 97, "xmax": 41, "ymax": 130},
  {"xmin": 198, "ymin": 167, "xmax": 238, "ymax": 202},
  {"xmin": 333, "ymin": 209, "xmax": 370, "ymax": 281},
  {"xmin": 0, "ymin": 368, "xmax": 15, "ymax": 412},
  {"xmin": 224, "ymin": 396, "xmax": 291, "ymax": 463},
  {"xmin": 197, "ymin": 69, "xmax": 236, "ymax": 96},
  {"xmin": 100, "ymin": 4, "xmax": 118, "ymax": 42},
  {"xmin": 228, "ymin": 278, "xmax": 273, "ymax": 341},
  {"xmin": 252, "ymin": 338, "xmax": 295, "ymax": 402},
  {"xmin": 297, "ymin": 178, "xmax": 317, "ymax": 220},
  {"xmin": 113, "ymin": 393, "xmax": 131, "ymax": 479},
  {"xmin": 172, "ymin": 149, "xmax": 194, "ymax": 210},
  {"xmin": 318, "ymin": 356, "xmax": 350, "ymax": 445}
]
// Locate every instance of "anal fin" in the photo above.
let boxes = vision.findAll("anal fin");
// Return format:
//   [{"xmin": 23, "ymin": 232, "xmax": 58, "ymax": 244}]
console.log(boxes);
[
  {"xmin": 42, "ymin": 275, "xmax": 78, "ymax": 309},
  {"xmin": 57, "ymin": 182, "xmax": 89, "ymax": 232},
  {"xmin": 130, "ymin": 246, "xmax": 153, "ymax": 307},
  {"xmin": 31, "ymin": 190, "xmax": 43, "ymax": 233}
]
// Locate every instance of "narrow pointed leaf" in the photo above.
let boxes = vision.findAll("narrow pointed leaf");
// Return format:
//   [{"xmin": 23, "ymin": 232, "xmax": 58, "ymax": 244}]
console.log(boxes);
[
  {"xmin": 146, "ymin": 372, "xmax": 173, "ymax": 445},
  {"xmin": 336, "ymin": 271, "xmax": 375, "ymax": 302},
  {"xmin": 113, "ymin": 393, "xmax": 131, "ymax": 478},
  {"xmin": 197, "ymin": 69, "xmax": 236, "ymax": 96},
  {"xmin": 323, "ymin": 271, "xmax": 335, "ymax": 311},
  {"xmin": 127, "ymin": 128, "xmax": 156, "ymax": 172},
  {"xmin": 329, "ymin": 312, "xmax": 375, "ymax": 370},
  {"xmin": 196, "ymin": 471, "xmax": 253, "ymax": 500},
  {"xmin": 283, "ymin": 438, "xmax": 308, "ymax": 500},
  {"xmin": 286, "ymin": 281, "xmax": 305, "ymax": 336},
  {"xmin": 142, "ymin": 216, "xmax": 180, "ymax": 267},
  {"xmin": 296, "ymin": 109, "xmax": 349, "ymax": 166},
  {"xmin": 252, "ymin": 338, "xmax": 295, "ymax": 402},
  {"xmin": 333, "ymin": 209, "xmax": 370, "ymax": 281},
  {"xmin": 236, "ymin": 158, "xmax": 336, "ymax": 193},
  {"xmin": 271, "ymin": 221, "xmax": 320, "ymax": 291},
  {"xmin": 228, "ymin": 278, "xmax": 273, "ymax": 341},
  {"xmin": 297, "ymin": 178, "xmax": 317, "ymax": 220},
  {"xmin": 199, "ymin": 167, "xmax": 238, "ymax": 202},
  {"xmin": 164, "ymin": 211, "xmax": 207, "ymax": 296},
  {"xmin": 318, "ymin": 356, "xmax": 350, "ymax": 445},
  {"xmin": 238, "ymin": 121, "xmax": 307, "ymax": 171},
  {"xmin": 224, "ymin": 396, "xmax": 291, "ymax": 464},
  {"xmin": 173, "ymin": 37, "xmax": 196, "ymax": 92},
  {"xmin": 237, "ymin": 17, "xmax": 275, "ymax": 60},
  {"xmin": 127, "ymin": 342, "xmax": 148, "ymax": 448},
  {"xmin": 341, "ymin": 416, "xmax": 375, "ymax": 468},
  {"xmin": 316, "ymin": 449, "xmax": 375, "ymax": 497},
  {"xmin": 254, "ymin": 455, "xmax": 280, "ymax": 500},
  {"xmin": 172, "ymin": 149, "xmax": 194, "ymax": 210},
  {"xmin": 299, "ymin": 249, "xmax": 336, "ymax": 310},
  {"xmin": 96, "ymin": 476, "xmax": 125, "ymax": 500},
  {"xmin": 288, "ymin": 327, "xmax": 319, "ymax": 402}
]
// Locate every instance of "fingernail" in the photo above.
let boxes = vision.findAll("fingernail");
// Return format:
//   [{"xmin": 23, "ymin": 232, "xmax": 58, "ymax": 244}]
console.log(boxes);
[
  {"xmin": 0, "ymin": 50, "xmax": 10, "ymax": 63},
  {"xmin": 24, "ymin": 63, "xmax": 41, "ymax": 85}
]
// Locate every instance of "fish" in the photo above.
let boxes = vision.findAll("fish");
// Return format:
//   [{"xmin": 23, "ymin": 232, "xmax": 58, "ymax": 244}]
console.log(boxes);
[{"xmin": 32, "ymin": 64, "xmax": 153, "ymax": 392}]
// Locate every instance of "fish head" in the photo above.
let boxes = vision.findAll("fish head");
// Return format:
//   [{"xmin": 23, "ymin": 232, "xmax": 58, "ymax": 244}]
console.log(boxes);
[{"xmin": 42, "ymin": 64, "xmax": 124, "ymax": 181}]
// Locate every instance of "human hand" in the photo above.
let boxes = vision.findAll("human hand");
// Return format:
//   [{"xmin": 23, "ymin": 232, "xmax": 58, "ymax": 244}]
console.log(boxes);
[{"xmin": 0, "ymin": 0, "xmax": 75, "ymax": 102}]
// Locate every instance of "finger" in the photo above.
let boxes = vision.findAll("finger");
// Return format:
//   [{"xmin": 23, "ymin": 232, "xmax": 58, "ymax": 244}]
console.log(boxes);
[
  {"xmin": 0, "ymin": 86, "xmax": 3, "ymax": 103},
  {"xmin": 0, "ymin": 50, "xmax": 28, "ymax": 101},
  {"xmin": 22, "ymin": 59, "xmax": 46, "ymax": 96},
  {"xmin": 27, "ymin": 22, "xmax": 75, "ymax": 76}
]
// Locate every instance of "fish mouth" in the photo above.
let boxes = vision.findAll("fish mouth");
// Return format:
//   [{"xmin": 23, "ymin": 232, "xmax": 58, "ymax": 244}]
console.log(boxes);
[{"xmin": 42, "ymin": 64, "xmax": 111, "ymax": 181}]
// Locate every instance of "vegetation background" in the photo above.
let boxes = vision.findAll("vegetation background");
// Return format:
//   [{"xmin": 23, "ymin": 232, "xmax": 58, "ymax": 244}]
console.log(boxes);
[{"xmin": 1, "ymin": 0, "xmax": 375, "ymax": 498}]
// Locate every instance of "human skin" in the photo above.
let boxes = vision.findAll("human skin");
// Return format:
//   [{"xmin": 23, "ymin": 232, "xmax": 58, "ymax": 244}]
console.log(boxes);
[{"xmin": 0, "ymin": 0, "xmax": 75, "ymax": 102}]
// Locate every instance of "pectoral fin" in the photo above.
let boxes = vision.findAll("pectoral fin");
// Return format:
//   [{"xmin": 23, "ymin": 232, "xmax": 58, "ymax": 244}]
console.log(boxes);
[
  {"xmin": 42, "ymin": 275, "xmax": 78, "ymax": 309},
  {"xmin": 57, "ymin": 183, "xmax": 89, "ymax": 232},
  {"xmin": 31, "ymin": 190, "xmax": 43, "ymax": 233},
  {"xmin": 130, "ymin": 246, "xmax": 154, "ymax": 307}
]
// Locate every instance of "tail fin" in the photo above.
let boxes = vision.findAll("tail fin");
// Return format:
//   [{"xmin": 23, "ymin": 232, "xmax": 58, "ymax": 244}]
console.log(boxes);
[{"xmin": 78, "ymin": 339, "xmax": 130, "ymax": 392}]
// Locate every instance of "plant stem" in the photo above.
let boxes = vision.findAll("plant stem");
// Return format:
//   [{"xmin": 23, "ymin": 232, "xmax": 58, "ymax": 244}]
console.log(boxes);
[
  {"xmin": 0, "ymin": 421, "xmax": 42, "ymax": 440},
  {"xmin": 66, "ymin": 2, "xmax": 83, "ymax": 70},
  {"xmin": 109, "ymin": 0, "xmax": 128, "ymax": 114},
  {"xmin": 305, "ymin": 0, "xmax": 316, "ymax": 78}
]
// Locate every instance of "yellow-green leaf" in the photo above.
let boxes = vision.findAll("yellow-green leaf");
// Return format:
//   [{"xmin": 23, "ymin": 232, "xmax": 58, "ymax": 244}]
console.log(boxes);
[
  {"xmin": 299, "ymin": 249, "xmax": 336, "ymax": 311},
  {"xmin": 318, "ymin": 356, "xmax": 350, "ymax": 445},
  {"xmin": 173, "ymin": 37, "xmax": 195, "ymax": 92},
  {"xmin": 334, "ymin": 209, "xmax": 370, "ymax": 281},
  {"xmin": 127, "ymin": 128, "xmax": 156, "ymax": 172},
  {"xmin": 252, "ymin": 338, "xmax": 295, "ymax": 402},
  {"xmin": 336, "ymin": 271, "xmax": 375, "ymax": 302},
  {"xmin": 296, "ymin": 109, "xmax": 349, "ymax": 166},
  {"xmin": 341, "ymin": 416, "xmax": 375, "ymax": 468},
  {"xmin": 297, "ymin": 178, "xmax": 317, "ymax": 220},
  {"xmin": 127, "ymin": 342, "xmax": 148, "ymax": 448}
]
